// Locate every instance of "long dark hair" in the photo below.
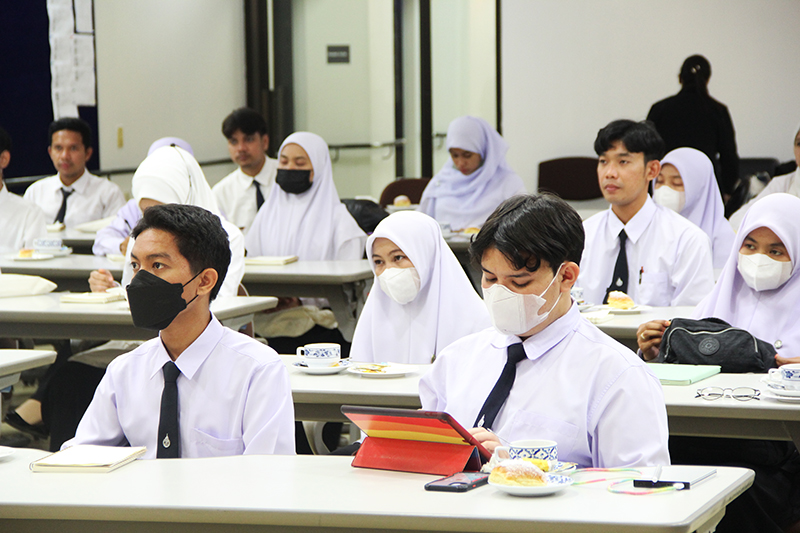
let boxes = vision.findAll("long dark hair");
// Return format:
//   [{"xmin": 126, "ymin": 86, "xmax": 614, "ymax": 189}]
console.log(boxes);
[{"xmin": 679, "ymin": 55, "xmax": 711, "ymax": 97}]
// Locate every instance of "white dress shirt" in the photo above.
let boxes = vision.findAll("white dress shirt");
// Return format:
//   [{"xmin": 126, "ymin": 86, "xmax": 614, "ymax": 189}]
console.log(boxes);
[
  {"xmin": 23, "ymin": 170, "xmax": 126, "ymax": 227},
  {"xmin": 419, "ymin": 304, "xmax": 670, "ymax": 468},
  {"xmin": 212, "ymin": 157, "xmax": 278, "ymax": 232},
  {"xmin": 65, "ymin": 316, "xmax": 295, "ymax": 458},
  {"xmin": 578, "ymin": 196, "xmax": 714, "ymax": 306},
  {"xmin": 0, "ymin": 185, "xmax": 47, "ymax": 254}
]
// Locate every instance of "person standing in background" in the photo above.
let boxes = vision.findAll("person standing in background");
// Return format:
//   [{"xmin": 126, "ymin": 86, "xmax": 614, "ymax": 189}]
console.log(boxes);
[{"xmin": 647, "ymin": 55, "xmax": 739, "ymax": 201}]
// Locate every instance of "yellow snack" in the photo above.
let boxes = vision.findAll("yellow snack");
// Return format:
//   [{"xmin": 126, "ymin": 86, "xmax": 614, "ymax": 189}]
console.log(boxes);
[
  {"xmin": 607, "ymin": 291, "xmax": 635, "ymax": 309},
  {"xmin": 521, "ymin": 458, "xmax": 551, "ymax": 472},
  {"xmin": 462, "ymin": 227, "xmax": 481, "ymax": 235},
  {"xmin": 393, "ymin": 195, "xmax": 411, "ymax": 207},
  {"xmin": 489, "ymin": 459, "xmax": 547, "ymax": 487},
  {"xmin": 18, "ymin": 249, "xmax": 34, "ymax": 258}
]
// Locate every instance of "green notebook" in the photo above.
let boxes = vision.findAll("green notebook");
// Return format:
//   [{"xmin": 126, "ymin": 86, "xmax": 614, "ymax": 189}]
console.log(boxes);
[{"xmin": 646, "ymin": 363, "xmax": 721, "ymax": 386}]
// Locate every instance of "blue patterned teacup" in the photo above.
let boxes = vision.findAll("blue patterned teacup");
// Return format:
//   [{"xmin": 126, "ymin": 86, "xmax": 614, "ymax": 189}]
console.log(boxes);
[
  {"xmin": 769, "ymin": 364, "xmax": 800, "ymax": 391},
  {"xmin": 297, "ymin": 343, "xmax": 341, "ymax": 367},
  {"xmin": 496, "ymin": 439, "xmax": 558, "ymax": 463}
]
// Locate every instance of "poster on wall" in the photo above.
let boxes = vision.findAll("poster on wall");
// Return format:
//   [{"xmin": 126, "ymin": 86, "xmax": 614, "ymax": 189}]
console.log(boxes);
[{"xmin": 47, "ymin": 0, "xmax": 96, "ymax": 119}]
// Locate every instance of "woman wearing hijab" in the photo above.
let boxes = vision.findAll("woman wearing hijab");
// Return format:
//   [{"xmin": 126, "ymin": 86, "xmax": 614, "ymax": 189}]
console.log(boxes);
[
  {"xmin": 729, "ymin": 123, "xmax": 800, "ymax": 230},
  {"xmin": 637, "ymin": 193, "xmax": 800, "ymax": 533},
  {"xmin": 653, "ymin": 147, "xmax": 735, "ymax": 268},
  {"xmin": 647, "ymin": 55, "xmax": 739, "ymax": 199},
  {"xmin": 5, "ymin": 145, "xmax": 246, "ymax": 450},
  {"xmin": 418, "ymin": 116, "xmax": 525, "ymax": 231},
  {"xmin": 351, "ymin": 211, "xmax": 490, "ymax": 365}
]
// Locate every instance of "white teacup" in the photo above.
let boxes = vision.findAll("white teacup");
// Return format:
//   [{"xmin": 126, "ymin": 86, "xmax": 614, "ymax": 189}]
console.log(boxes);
[
  {"xmin": 495, "ymin": 439, "xmax": 558, "ymax": 463},
  {"xmin": 769, "ymin": 363, "xmax": 800, "ymax": 391},
  {"xmin": 297, "ymin": 343, "xmax": 341, "ymax": 368}
]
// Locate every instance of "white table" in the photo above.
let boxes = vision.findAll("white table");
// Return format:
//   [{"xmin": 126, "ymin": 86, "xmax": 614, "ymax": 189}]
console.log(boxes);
[
  {"xmin": 0, "ymin": 293, "xmax": 277, "ymax": 340},
  {"xmin": 0, "ymin": 449, "xmax": 753, "ymax": 533},
  {"xmin": 663, "ymin": 372, "xmax": 800, "ymax": 449},
  {"xmin": 591, "ymin": 306, "xmax": 695, "ymax": 340},
  {"xmin": 0, "ymin": 350, "xmax": 57, "ymax": 435},
  {"xmin": 0, "ymin": 257, "xmax": 373, "ymax": 341},
  {"xmin": 567, "ymin": 198, "xmax": 608, "ymax": 220},
  {"xmin": 59, "ymin": 228, "xmax": 97, "ymax": 254}
]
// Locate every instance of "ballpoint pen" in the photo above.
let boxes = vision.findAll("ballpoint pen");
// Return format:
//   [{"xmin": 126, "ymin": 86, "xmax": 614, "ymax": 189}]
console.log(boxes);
[{"xmin": 651, "ymin": 464, "xmax": 662, "ymax": 485}]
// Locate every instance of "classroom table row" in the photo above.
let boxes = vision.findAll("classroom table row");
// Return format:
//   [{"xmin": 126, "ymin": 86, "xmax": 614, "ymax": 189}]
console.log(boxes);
[
  {"xmin": 0, "ymin": 446, "xmax": 752, "ymax": 533},
  {"xmin": 0, "ymin": 256, "xmax": 372, "ymax": 340},
  {"xmin": 281, "ymin": 356, "xmax": 800, "ymax": 449}
]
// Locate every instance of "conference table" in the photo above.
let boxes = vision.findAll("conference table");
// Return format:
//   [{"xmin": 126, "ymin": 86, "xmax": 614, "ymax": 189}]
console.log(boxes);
[
  {"xmin": 281, "ymin": 357, "xmax": 800, "ymax": 448},
  {"xmin": 0, "ymin": 256, "xmax": 373, "ymax": 341},
  {"xmin": 0, "ymin": 350, "xmax": 57, "ymax": 434},
  {"xmin": 58, "ymin": 228, "xmax": 97, "ymax": 255},
  {"xmin": 0, "ymin": 293, "xmax": 277, "ymax": 341},
  {"xmin": 0, "ymin": 448, "xmax": 753, "ymax": 533},
  {"xmin": 588, "ymin": 305, "xmax": 695, "ymax": 346}
]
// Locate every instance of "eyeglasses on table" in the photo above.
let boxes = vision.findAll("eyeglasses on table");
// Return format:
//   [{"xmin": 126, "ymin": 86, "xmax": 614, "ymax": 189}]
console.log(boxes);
[{"xmin": 695, "ymin": 387, "xmax": 760, "ymax": 401}]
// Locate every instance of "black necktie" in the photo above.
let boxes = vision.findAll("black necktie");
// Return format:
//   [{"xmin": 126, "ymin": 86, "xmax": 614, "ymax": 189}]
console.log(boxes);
[
  {"xmin": 473, "ymin": 343, "xmax": 527, "ymax": 430},
  {"xmin": 54, "ymin": 187, "xmax": 73, "ymax": 223},
  {"xmin": 157, "ymin": 361, "xmax": 181, "ymax": 459},
  {"xmin": 255, "ymin": 181, "xmax": 264, "ymax": 210},
  {"xmin": 604, "ymin": 229, "xmax": 628, "ymax": 303}
]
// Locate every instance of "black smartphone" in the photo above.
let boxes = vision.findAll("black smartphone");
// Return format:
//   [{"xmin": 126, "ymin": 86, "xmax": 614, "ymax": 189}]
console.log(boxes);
[{"xmin": 424, "ymin": 472, "xmax": 489, "ymax": 492}]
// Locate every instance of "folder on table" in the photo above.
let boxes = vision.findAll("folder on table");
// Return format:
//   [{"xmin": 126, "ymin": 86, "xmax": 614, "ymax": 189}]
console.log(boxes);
[
  {"xmin": 244, "ymin": 255, "xmax": 299, "ymax": 266},
  {"xmin": 341, "ymin": 405, "xmax": 491, "ymax": 476},
  {"xmin": 646, "ymin": 363, "xmax": 721, "ymax": 386},
  {"xmin": 30, "ymin": 445, "xmax": 146, "ymax": 473}
]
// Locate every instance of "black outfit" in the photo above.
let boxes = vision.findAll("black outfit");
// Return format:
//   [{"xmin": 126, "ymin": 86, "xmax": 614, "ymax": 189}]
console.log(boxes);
[{"xmin": 647, "ymin": 88, "xmax": 739, "ymax": 196}]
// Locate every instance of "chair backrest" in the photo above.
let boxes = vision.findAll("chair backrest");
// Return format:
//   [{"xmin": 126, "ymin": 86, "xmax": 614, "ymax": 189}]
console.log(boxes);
[
  {"xmin": 537, "ymin": 157, "xmax": 601, "ymax": 200},
  {"xmin": 379, "ymin": 178, "xmax": 431, "ymax": 207},
  {"xmin": 738, "ymin": 157, "xmax": 780, "ymax": 182}
]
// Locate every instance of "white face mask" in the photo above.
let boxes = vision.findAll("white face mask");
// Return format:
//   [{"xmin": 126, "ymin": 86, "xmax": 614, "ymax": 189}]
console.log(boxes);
[
  {"xmin": 653, "ymin": 185, "xmax": 686, "ymax": 213},
  {"xmin": 378, "ymin": 267, "xmax": 421, "ymax": 305},
  {"xmin": 737, "ymin": 252, "xmax": 793, "ymax": 291},
  {"xmin": 482, "ymin": 264, "xmax": 564, "ymax": 336}
]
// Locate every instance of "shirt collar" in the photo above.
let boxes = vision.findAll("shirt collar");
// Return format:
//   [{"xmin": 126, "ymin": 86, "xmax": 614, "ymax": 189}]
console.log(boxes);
[
  {"xmin": 606, "ymin": 195, "xmax": 656, "ymax": 245},
  {"xmin": 147, "ymin": 314, "xmax": 224, "ymax": 380},
  {"xmin": 489, "ymin": 301, "xmax": 580, "ymax": 361},
  {"xmin": 59, "ymin": 170, "xmax": 90, "ymax": 193}
]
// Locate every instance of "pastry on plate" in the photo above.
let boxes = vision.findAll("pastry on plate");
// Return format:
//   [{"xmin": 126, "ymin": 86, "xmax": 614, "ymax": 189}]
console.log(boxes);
[
  {"xmin": 607, "ymin": 291, "xmax": 635, "ymax": 309},
  {"xmin": 489, "ymin": 459, "xmax": 547, "ymax": 487}
]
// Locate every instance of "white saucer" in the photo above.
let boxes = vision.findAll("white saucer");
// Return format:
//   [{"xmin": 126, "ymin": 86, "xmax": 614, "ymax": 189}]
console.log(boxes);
[
  {"xmin": 292, "ymin": 360, "xmax": 350, "ymax": 375},
  {"xmin": 9, "ymin": 253, "xmax": 55, "ymax": 261},
  {"xmin": 35, "ymin": 247, "xmax": 72, "ymax": 257},
  {"xmin": 0, "ymin": 446, "xmax": 15, "ymax": 459},
  {"xmin": 347, "ymin": 363, "xmax": 418, "ymax": 378},
  {"xmin": 597, "ymin": 304, "xmax": 652, "ymax": 315},
  {"xmin": 763, "ymin": 390, "xmax": 800, "ymax": 403},
  {"xmin": 489, "ymin": 474, "xmax": 574, "ymax": 496},
  {"xmin": 760, "ymin": 378, "xmax": 800, "ymax": 397}
]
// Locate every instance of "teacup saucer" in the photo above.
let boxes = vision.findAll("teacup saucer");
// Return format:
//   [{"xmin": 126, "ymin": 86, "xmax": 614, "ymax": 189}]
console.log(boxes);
[
  {"xmin": 761, "ymin": 378, "xmax": 800, "ymax": 397},
  {"xmin": 293, "ymin": 360, "xmax": 349, "ymax": 375}
]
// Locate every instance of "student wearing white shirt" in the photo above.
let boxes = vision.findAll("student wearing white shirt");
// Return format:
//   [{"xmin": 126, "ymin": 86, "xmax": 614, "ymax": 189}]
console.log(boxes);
[
  {"xmin": 65, "ymin": 204, "xmax": 295, "ymax": 458},
  {"xmin": 23, "ymin": 117, "xmax": 125, "ymax": 227},
  {"xmin": 578, "ymin": 119, "xmax": 714, "ymax": 306},
  {"xmin": 0, "ymin": 126, "xmax": 46, "ymax": 254},
  {"xmin": 419, "ymin": 194, "xmax": 670, "ymax": 468},
  {"xmin": 212, "ymin": 108, "xmax": 278, "ymax": 233}
]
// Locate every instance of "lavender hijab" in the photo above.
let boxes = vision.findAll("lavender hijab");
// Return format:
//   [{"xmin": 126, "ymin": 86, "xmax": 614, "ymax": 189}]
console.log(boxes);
[
  {"xmin": 418, "ymin": 116, "xmax": 525, "ymax": 230},
  {"xmin": 350, "ymin": 211, "xmax": 490, "ymax": 364},
  {"xmin": 660, "ymin": 147, "xmax": 735, "ymax": 268},
  {"xmin": 693, "ymin": 193, "xmax": 800, "ymax": 357}
]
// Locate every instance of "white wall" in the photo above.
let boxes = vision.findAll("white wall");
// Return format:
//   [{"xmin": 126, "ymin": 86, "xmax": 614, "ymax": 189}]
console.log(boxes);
[
  {"xmin": 94, "ymin": 0, "xmax": 246, "ymax": 194},
  {"xmin": 502, "ymin": 0, "xmax": 800, "ymax": 192}
]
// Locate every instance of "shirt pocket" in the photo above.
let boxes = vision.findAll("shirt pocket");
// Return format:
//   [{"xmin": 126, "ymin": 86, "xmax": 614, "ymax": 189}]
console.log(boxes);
[
  {"xmin": 507, "ymin": 410, "xmax": 580, "ymax": 460},
  {"xmin": 191, "ymin": 428, "xmax": 244, "ymax": 458},
  {"xmin": 637, "ymin": 271, "xmax": 670, "ymax": 306}
]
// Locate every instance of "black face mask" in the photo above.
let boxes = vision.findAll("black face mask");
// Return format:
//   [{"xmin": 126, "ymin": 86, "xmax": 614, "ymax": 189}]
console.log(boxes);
[
  {"xmin": 276, "ymin": 168, "xmax": 312, "ymax": 194},
  {"xmin": 126, "ymin": 270, "xmax": 200, "ymax": 331}
]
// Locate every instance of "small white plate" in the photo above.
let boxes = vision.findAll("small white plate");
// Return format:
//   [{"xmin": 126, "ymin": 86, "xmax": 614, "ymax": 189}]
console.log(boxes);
[
  {"xmin": 347, "ymin": 363, "xmax": 418, "ymax": 378},
  {"xmin": 9, "ymin": 253, "xmax": 55, "ymax": 261},
  {"xmin": 763, "ymin": 390, "xmax": 800, "ymax": 403},
  {"xmin": 489, "ymin": 474, "xmax": 574, "ymax": 496},
  {"xmin": 292, "ymin": 360, "xmax": 350, "ymax": 375},
  {"xmin": 35, "ymin": 247, "xmax": 72, "ymax": 257},
  {"xmin": 761, "ymin": 378, "xmax": 800, "ymax": 397},
  {"xmin": 0, "ymin": 446, "xmax": 15, "ymax": 459},
  {"xmin": 597, "ymin": 304, "xmax": 652, "ymax": 315}
]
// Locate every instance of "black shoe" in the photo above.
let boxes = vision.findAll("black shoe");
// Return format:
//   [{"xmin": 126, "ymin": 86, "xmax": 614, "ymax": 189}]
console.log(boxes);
[{"xmin": 3, "ymin": 411, "xmax": 49, "ymax": 439}]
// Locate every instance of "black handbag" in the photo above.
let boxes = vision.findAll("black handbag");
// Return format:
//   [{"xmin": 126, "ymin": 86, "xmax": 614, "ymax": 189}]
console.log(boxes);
[{"xmin": 660, "ymin": 317, "xmax": 778, "ymax": 374}]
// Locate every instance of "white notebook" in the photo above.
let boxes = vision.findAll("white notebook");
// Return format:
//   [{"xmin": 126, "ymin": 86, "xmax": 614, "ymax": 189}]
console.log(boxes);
[
  {"xmin": 245, "ymin": 255, "xmax": 299, "ymax": 266},
  {"xmin": 60, "ymin": 292, "xmax": 126, "ymax": 304},
  {"xmin": 30, "ymin": 445, "xmax": 146, "ymax": 473}
]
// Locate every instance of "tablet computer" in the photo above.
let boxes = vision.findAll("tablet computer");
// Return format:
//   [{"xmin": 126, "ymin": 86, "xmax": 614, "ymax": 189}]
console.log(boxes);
[{"xmin": 340, "ymin": 405, "xmax": 492, "ymax": 462}]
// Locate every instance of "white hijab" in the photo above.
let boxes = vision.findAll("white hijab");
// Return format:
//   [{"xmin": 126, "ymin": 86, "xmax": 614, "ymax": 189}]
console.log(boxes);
[
  {"xmin": 418, "ymin": 116, "xmax": 525, "ymax": 230},
  {"xmin": 125, "ymin": 145, "xmax": 244, "ymax": 296},
  {"xmin": 660, "ymin": 147, "xmax": 735, "ymax": 268},
  {"xmin": 693, "ymin": 193, "xmax": 800, "ymax": 357},
  {"xmin": 350, "ymin": 211, "xmax": 490, "ymax": 364},
  {"xmin": 245, "ymin": 132, "xmax": 365, "ymax": 260},
  {"xmin": 132, "ymin": 145, "xmax": 220, "ymax": 215}
]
